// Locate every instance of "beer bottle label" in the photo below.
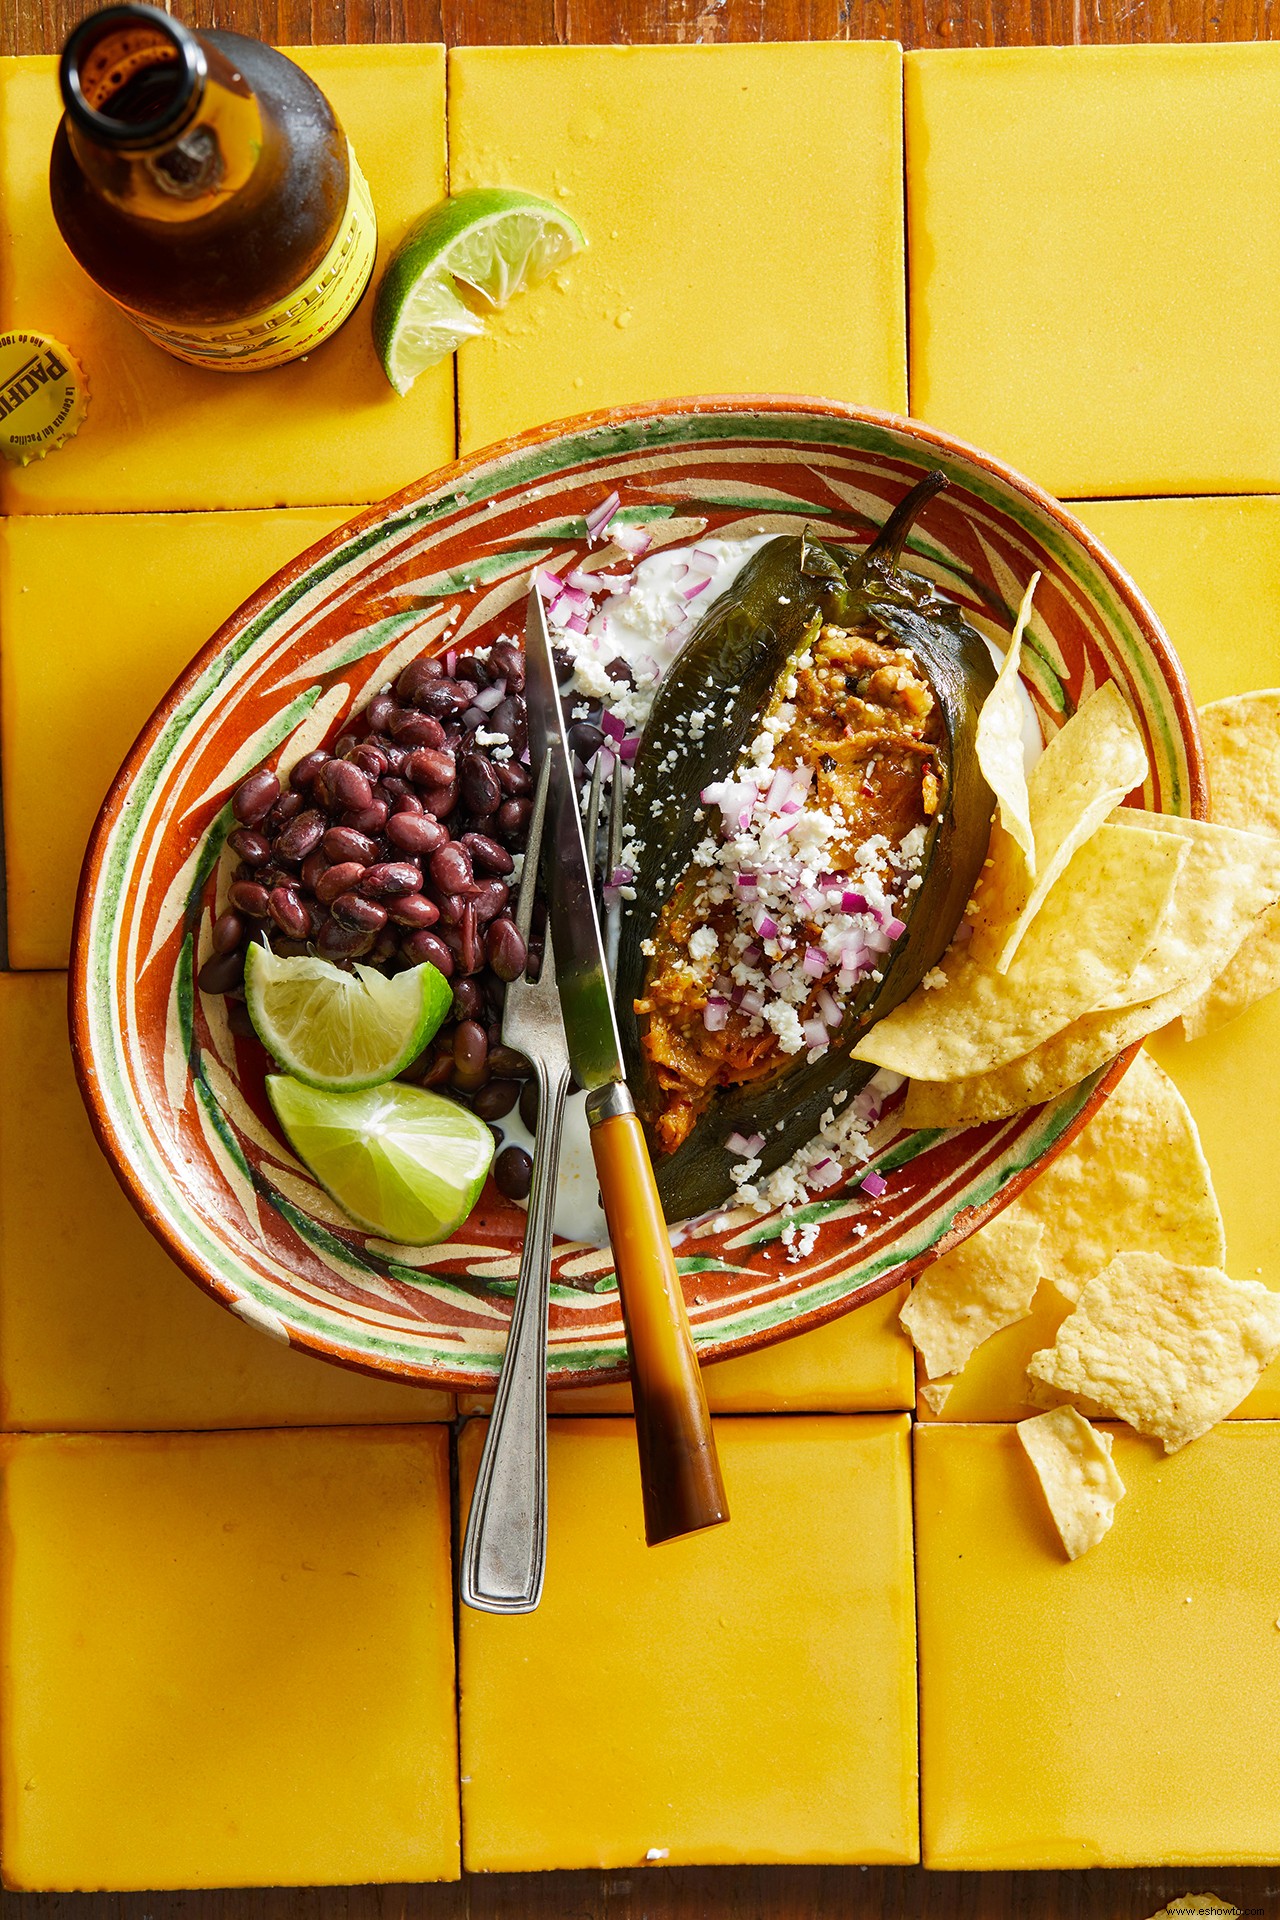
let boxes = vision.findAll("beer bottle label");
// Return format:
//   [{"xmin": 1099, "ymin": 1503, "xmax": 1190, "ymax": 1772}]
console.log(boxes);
[{"xmin": 118, "ymin": 144, "xmax": 377, "ymax": 372}]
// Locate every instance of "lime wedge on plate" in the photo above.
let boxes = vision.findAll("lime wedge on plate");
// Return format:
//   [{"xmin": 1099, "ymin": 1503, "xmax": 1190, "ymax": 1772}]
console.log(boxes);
[
  {"xmin": 245, "ymin": 945, "xmax": 450, "ymax": 1091},
  {"xmin": 267, "ymin": 1076, "xmax": 495, "ymax": 1245},
  {"xmin": 372, "ymin": 186, "xmax": 586, "ymax": 395}
]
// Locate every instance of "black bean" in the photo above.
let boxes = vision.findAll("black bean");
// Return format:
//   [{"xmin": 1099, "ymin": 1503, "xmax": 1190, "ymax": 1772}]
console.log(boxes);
[
  {"xmin": 332, "ymin": 891, "xmax": 389, "ymax": 932},
  {"xmin": 348, "ymin": 743, "xmax": 388, "ymax": 780},
  {"xmin": 387, "ymin": 892, "xmax": 439, "ymax": 930},
  {"xmin": 378, "ymin": 739, "xmax": 411, "ymax": 775},
  {"xmin": 211, "ymin": 910, "xmax": 245, "ymax": 955},
  {"xmin": 453, "ymin": 1059, "xmax": 489, "ymax": 1095},
  {"xmin": 359, "ymin": 861, "xmax": 422, "ymax": 900},
  {"xmin": 474, "ymin": 1079, "xmax": 520, "ymax": 1121},
  {"xmin": 323, "ymin": 827, "xmax": 379, "ymax": 866},
  {"xmin": 391, "ymin": 790, "xmax": 425, "ymax": 816},
  {"xmin": 385, "ymin": 812, "xmax": 447, "ymax": 857},
  {"xmin": 486, "ymin": 916, "xmax": 528, "ymax": 981},
  {"xmin": 457, "ymin": 900, "xmax": 482, "ymax": 975},
  {"xmin": 395, "ymin": 657, "xmax": 445, "ymax": 706},
  {"xmin": 519, "ymin": 1079, "xmax": 539, "ymax": 1132},
  {"xmin": 568, "ymin": 720, "xmax": 605, "ymax": 762},
  {"xmin": 416, "ymin": 679, "xmax": 469, "ymax": 719},
  {"xmin": 334, "ymin": 732, "xmax": 361, "ymax": 759},
  {"xmin": 494, "ymin": 1145, "xmax": 533, "ymax": 1202},
  {"xmin": 273, "ymin": 937, "xmax": 311, "ymax": 958},
  {"xmin": 488, "ymin": 695, "xmax": 528, "ymax": 755},
  {"xmin": 422, "ymin": 1051, "xmax": 455, "ymax": 1087},
  {"xmin": 490, "ymin": 1045, "xmax": 532, "ymax": 1079},
  {"xmin": 366, "ymin": 692, "xmax": 396, "ymax": 733},
  {"xmin": 495, "ymin": 798, "xmax": 532, "ymax": 838},
  {"xmin": 227, "ymin": 827, "xmax": 271, "ymax": 868},
  {"xmin": 418, "ymin": 782, "xmax": 458, "ymax": 820},
  {"xmin": 268, "ymin": 886, "xmax": 311, "ymax": 939},
  {"xmin": 198, "ymin": 948, "xmax": 245, "ymax": 995},
  {"xmin": 402, "ymin": 929, "xmax": 453, "ymax": 974},
  {"xmin": 605, "ymin": 654, "xmax": 636, "ymax": 688},
  {"xmin": 272, "ymin": 790, "xmax": 304, "ymax": 824},
  {"xmin": 322, "ymin": 919, "xmax": 379, "ymax": 961},
  {"xmin": 461, "ymin": 831, "xmax": 514, "ymax": 876},
  {"xmin": 407, "ymin": 746, "xmax": 456, "ymax": 790},
  {"xmin": 455, "ymin": 653, "xmax": 493, "ymax": 687},
  {"xmin": 490, "ymin": 642, "xmax": 525, "ymax": 692},
  {"xmin": 473, "ymin": 878, "xmax": 510, "ymax": 925},
  {"xmin": 228, "ymin": 880, "xmax": 270, "ymax": 918},
  {"xmin": 330, "ymin": 761, "xmax": 373, "ymax": 812},
  {"xmin": 390, "ymin": 709, "xmax": 451, "ymax": 747},
  {"xmin": 397, "ymin": 717, "xmax": 447, "ymax": 759},
  {"xmin": 232, "ymin": 769, "xmax": 279, "ymax": 826},
  {"xmin": 452, "ymin": 978, "xmax": 485, "ymax": 1020},
  {"xmin": 315, "ymin": 860, "xmax": 367, "ymax": 905},
  {"xmin": 430, "ymin": 842, "xmax": 476, "ymax": 897},
  {"xmin": 496, "ymin": 761, "xmax": 533, "ymax": 797},
  {"xmin": 290, "ymin": 749, "xmax": 328, "ymax": 792},
  {"xmin": 301, "ymin": 849, "xmax": 329, "ymax": 893},
  {"xmin": 273, "ymin": 808, "xmax": 326, "ymax": 864},
  {"xmin": 458, "ymin": 754, "xmax": 502, "ymax": 816},
  {"xmin": 341, "ymin": 798, "xmax": 390, "ymax": 835}
]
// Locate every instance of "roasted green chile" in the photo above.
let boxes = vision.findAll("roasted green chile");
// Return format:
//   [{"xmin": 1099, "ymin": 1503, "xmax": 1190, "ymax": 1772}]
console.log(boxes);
[{"xmin": 616, "ymin": 471, "xmax": 999, "ymax": 1221}]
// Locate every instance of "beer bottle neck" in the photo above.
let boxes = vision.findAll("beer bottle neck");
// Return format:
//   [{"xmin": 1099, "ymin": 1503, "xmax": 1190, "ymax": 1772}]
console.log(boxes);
[{"xmin": 59, "ymin": 5, "xmax": 270, "ymax": 224}]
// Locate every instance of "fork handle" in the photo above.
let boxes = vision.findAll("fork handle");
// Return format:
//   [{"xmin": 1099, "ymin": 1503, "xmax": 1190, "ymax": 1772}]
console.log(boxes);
[
  {"xmin": 460, "ymin": 1056, "xmax": 571, "ymax": 1613},
  {"xmin": 587, "ymin": 1084, "xmax": 729, "ymax": 1545}
]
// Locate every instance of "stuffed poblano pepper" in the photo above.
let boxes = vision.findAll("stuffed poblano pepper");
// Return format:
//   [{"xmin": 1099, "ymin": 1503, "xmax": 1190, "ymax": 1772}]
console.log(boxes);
[{"xmin": 615, "ymin": 471, "xmax": 998, "ymax": 1221}]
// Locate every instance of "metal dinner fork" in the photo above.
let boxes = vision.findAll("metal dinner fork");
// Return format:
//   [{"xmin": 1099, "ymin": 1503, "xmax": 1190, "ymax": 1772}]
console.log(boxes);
[{"xmin": 459, "ymin": 755, "xmax": 570, "ymax": 1614}]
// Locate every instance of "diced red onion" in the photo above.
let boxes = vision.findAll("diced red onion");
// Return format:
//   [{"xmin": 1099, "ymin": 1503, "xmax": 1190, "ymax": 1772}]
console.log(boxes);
[
  {"xmin": 803, "ymin": 945, "xmax": 825, "ymax": 978},
  {"xmin": 809, "ymin": 1158, "xmax": 842, "ymax": 1192},
  {"xmin": 841, "ymin": 943, "xmax": 868, "ymax": 972},
  {"xmin": 610, "ymin": 865, "xmax": 633, "ymax": 887},
  {"xmin": 601, "ymin": 711, "xmax": 626, "ymax": 743},
  {"xmin": 753, "ymin": 908, "xmax": 778, "ymax": 940},
  {"xmin": 612, "ymin": 523, "xmax": 650, "ymax": 557},
  {"xmin": 566, "ymin": 568, "xmax": 599, "ymax": 592},
  {"xmin": 726, "ymin": 1131, "xmax": 765, "ymax": 1158},
  {"xmin": 585, "ymin": 489, "xmax": 621, "ymax": 540},
  {"xmin": 683, "ymin": 576, "xmax": 713, "ymax": 601},
  {"xmin": 471, "ymin": 683, "xmax": 505, "ymax": 713},
  {"xmin": 765, "ymin": 766, "xmax": 793, "ymax": 813},
  {"xmin": 860, "ymin": 1171, "xmax": 888, "ymax": 1199},
  {"xmin": 842, "ymin": 890, "xmax": 868, "ymax": 913},
  {"xmin": 769, "ymin": 966, "xmax": 791, "ymax": 994},
  {"xmin": 739, "ymin": 989, "xmax": 764, "ymax": 1016},
  {"xmin": 817, "ymin": 988, "xmax": 842, "ymax": 1026},
  {"xmin": 736, "ymin": 873, "xmax": 757, "ymax": 892},
  {"xmin": 703, "ymin": 1000, "xmax": 729, "ymax": 1032},
  {"xmin": 566, "ymin": 611, "xmax": 589, "ymax": 635},
  {"xmin": 446, "ymin": 649, "xmax": 457, "ymax": 675},
  {"xmin": 779, "ymin": 799, "xmax": 802, "ymax": 816},
  {"xmin": 536, "ymin": 571, "xmax": 563, "ymax": 600},
  {"xmin": 619, "ymin": 736, "xmax": 639, "ymax": 763},
  {"xmin": 884, "ymin": 916, "xmax": 907, "ymax": 941},
  {"xmin": 742, "ymin": 944, "xmax": 762, "ymax": 965},
  {"xmin": 802, "ymin": 1018, "xmax": 828, "ymax": 1049}
]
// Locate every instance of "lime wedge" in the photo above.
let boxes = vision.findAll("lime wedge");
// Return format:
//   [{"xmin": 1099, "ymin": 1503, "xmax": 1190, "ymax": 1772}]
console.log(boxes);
[
  {"xmin": 244, "ymin": 945, "xmax": 450, "ymax": 1092},
  {"xmin": 267, "ymin": 1075, "xmax": 495, "ymax": 1245},
  {"xmin": 372, "ymin": 186, "xmax": 586, "ymax": 395}
]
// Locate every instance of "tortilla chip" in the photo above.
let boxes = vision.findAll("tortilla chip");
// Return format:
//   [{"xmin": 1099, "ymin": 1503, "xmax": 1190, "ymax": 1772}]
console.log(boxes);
[
  {"xmin": 900, "ymin": 1211, "xmax": 1046, "ymax": 1379},
  {"xmin": 903, "ymin": 820, "xmax": 1280, "ymax": 1126},
  {"xmin": 969, "ymin": 682, "xmax": 1149, "ymax": 973},
  {"xmin": 975, "ymin": 572, "xmax": 1039, "ymax": 875},
  {"xmin": 919, "ymin": 1378, "xmax": 956, "ymax": 1415},
  {"xmin": 854, "ymin": 823, "xmax": 1184, "ymax": 1079},
  {"xmin": 1199, "ymin": 688, "xmax": 1280, "ymax": 834},
  {"xmin": 1102, "ymin": 810, "xmax": 1280, "ymax": 1007},
  {"xmin": 1017, "ymin": 1405, "xmax": 1125, "ymax": 1560},
  {"xmin": 1003, "ymin": 1052, "xmax": 1224, "ymax": 1303},
  {"xmin": 1026, "ymin": 1252, "xmax": 1280, "ymax": 1452},
  {"xmin": 1182, "ymin": 901, "xmax": 1280, "ymax": 1039}
]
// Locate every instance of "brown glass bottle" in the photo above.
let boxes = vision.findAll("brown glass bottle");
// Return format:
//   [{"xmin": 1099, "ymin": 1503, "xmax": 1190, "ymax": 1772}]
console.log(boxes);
[{"xmin": 49, "ymin": 4, "xmax": 377, "ymax": 372}]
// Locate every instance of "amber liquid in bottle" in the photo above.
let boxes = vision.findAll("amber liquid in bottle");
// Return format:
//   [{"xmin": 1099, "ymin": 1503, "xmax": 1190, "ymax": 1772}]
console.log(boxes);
[{"xmin": 49, "ymin": 3, "xmax": 377, "ymax": 372}]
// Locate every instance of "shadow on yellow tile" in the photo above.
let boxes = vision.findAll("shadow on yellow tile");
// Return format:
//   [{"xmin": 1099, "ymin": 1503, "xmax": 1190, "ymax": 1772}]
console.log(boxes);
[
  {"xmin": 0, "ymin": 47, "xmax": 452, "ymax": 513},
  {"xmin": 458, "ymin": 1414, "xmax": 918, "ymax": 1870},
  {"xmin": 0, "ymin": 974, "xmax": 452, "ymax": 1429},
  {"xmin": 457, "ymin": 1282, "xmax": 914, "ymax": 1417},
  {"xmin": 449, "ymin": 43, "xmax": 905, "ymax": 451},
  {"xmin": 916, "ymin": 1422, "xmax": 1280, "ymax": 1867},
  {"xmin": 907, "ymin": 46, "xmax": 1280, "ymax": 495},
  {"xmin": 0, "ymin": 1428, "xmax": 458, "ymax": 1888},
  {"xmin": 1, "ymin": 506, "xmax": 354, "ymax": 969}
]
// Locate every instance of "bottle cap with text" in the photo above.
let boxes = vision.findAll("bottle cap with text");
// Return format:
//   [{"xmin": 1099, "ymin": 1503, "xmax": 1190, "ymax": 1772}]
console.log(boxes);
[{"xmin": 0, "ymin": 332, "xmax": 88, "ymax": 463}]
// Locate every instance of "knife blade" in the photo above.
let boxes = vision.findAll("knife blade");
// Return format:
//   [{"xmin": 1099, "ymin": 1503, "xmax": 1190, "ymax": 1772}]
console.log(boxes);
[{"xmin": 524, "ymin": 583, "xmax": 729, "ymax": 1546}]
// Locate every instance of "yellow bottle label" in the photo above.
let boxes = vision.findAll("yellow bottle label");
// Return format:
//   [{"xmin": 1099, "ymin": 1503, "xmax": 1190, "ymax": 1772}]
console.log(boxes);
[{"xmin": 121, "ymin": 145, "xmax": 377, "ymax": 373}]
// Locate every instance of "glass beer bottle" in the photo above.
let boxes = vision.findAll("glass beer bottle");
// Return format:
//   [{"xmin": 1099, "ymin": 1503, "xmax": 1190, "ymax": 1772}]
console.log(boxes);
[{"xmin": 49, "ymin": 4, "xmax": 377, "ymax": 373}]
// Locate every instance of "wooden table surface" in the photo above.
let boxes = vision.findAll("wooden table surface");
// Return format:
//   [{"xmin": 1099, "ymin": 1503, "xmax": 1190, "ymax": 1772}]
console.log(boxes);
[{"xmin": 3, "ymin": 0, "xmax": 1278, "ymax": 1914}]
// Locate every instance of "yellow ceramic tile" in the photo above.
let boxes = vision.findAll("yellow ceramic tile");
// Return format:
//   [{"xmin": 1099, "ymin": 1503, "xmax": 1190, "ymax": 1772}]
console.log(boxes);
[
  {"xmin": 459, "ymin": 1282, "xmax": 914, "ymax": 1415},
  {"xmin": 1, "ymin": 505, "xmax": 352, "ymax": 969},
  {"xmin": 916, "ymin": 1422, "xmax": 1280, "ymax": 1867},
  {"xmin": 0, "ymin": 48, "xmax": 453, "ymax": 512},
  {"xmin": 907, "ymin": 46, "xmax": 1280, "ymax": 496},
  {"xmin": 449, "ymin": 44, "xmax": 906, "ymax": 452},
  {"xmin": 459, "ymin": 1415, "xmax": 918, "ymax": 1869},
  {"xmin": 0, "ymin": 973, "xmax": 452, "ymax": 1429},
  {"xmin": 1074, "ymin": 497, "xmax": 1280, "ymax": 709},
  {"xmin": 0, "ymin": 1428, "xmax": 459, "ymax": 1889}
]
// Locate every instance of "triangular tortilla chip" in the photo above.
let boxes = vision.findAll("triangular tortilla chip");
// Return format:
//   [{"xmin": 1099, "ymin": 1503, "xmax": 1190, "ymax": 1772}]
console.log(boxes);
[
  {"xmin": 975, "ymin": 572, "xmax": 1039, "ymax": 874},
  {"xmin": 1018, "ymin": 1406, "xmax": 1125, "ymax": 1559}
]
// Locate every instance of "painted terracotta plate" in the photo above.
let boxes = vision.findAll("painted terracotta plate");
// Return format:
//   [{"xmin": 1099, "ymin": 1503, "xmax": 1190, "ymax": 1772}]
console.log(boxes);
[{"xmin": 70, "ymin": 399, "xmax": 1202, "ymax": 1391}]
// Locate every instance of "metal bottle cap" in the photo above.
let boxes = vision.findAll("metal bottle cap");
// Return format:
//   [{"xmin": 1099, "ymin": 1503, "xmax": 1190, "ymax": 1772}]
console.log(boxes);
[{"xmin": 0, "ymin": 332, "xmax": 89, "ymax": 464}]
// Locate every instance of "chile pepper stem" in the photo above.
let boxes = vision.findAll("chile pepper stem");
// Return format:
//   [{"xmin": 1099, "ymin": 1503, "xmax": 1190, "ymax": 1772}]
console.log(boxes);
[{"xmin": 865, "ymin": 468, "xmax": 949, "ymax": 572}]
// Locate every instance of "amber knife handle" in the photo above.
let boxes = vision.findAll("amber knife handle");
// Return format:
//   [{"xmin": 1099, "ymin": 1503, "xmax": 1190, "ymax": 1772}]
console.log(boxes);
[{"xmin": 586, "ymin": 1082, "xmax": 729, "ymax": 1545}]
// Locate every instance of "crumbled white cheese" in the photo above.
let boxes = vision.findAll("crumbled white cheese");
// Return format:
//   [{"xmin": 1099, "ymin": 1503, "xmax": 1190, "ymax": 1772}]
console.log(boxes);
[{"xmin": 688, "ymin": 926, "xmax": 719, "ymax": 962}]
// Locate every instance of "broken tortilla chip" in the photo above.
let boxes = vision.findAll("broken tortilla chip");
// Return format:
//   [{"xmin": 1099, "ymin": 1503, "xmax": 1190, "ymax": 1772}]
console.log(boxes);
[
  {"xmin": 1198, "ymin": 688, "xmax": 1280, "ymax": 835},
  {"xmin": 900, "ymin": 1210, "xmax": 1046, "ymax": 1379},
  {"xmin": 854, "ymin": 822, "xmax": 1184, "ymax": 1079},
  {"xmin": 918, "ymin": 1378, "xmax": 957, "ymax": 1415},
  {"xmin": 1002, "ymin": 1052, "xmax": 1223, "ymax": 1303},
  {"xmin": 1017, "ymin": 1405, "xmax": 1125, "ymax": 1560},
  {"xmin": 1182, "ymin": 902, "xmax": 1280, "ymax": 1039},
  {"xmin": 969, "ymin": 682, "xmax": 1149, "ymax": 973},
  {"xmin": 1026, "ymin": 1252, "xmax": 1280, "ymax": 1452},
  {"xmin": 975, "ymin": 572, "xmax": 1040, "ymax": 875}
]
